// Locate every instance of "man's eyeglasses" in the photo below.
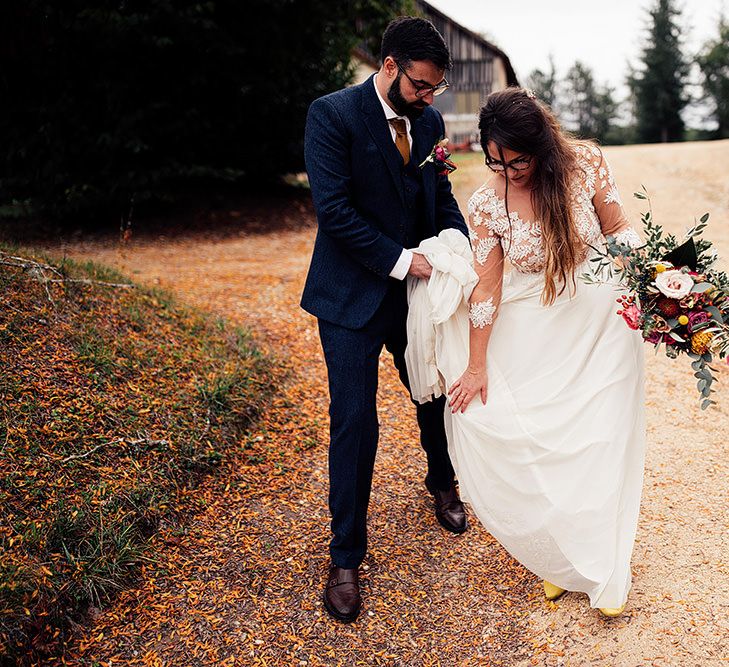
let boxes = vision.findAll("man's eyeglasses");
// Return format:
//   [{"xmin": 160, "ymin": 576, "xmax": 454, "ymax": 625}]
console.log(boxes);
[
  {"xmin": 485, "ymin": 154, "xmax": 533, "ymax": 173},
  {"xmin": 396, "ymin": 62, "xmax": 449, "ymax": 98}
]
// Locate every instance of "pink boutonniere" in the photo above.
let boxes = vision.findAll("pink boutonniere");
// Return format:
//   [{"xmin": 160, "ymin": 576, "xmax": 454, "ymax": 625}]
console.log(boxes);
[{"xmin": 419, "ymin": 138, "xmax": 457, "ymax": 176}]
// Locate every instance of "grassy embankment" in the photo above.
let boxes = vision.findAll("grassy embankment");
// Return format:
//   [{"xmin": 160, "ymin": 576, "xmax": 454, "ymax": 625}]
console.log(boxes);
[{"xmin": 0, "ymin": 246, "xmax": 276, "ymax": 663}]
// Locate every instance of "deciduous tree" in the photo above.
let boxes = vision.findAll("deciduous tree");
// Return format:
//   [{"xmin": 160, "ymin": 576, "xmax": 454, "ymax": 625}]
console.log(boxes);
[{"xmin": 0, "ymin": 0, "xmax": 407, "ymax": 222}]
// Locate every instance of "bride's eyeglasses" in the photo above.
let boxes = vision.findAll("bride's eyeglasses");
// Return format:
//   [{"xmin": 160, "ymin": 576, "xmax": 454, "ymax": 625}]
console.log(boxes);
[
  {"xmin": 485, "ymin": 154, "xmax": 533, "ymax": 173},
  {"xmin": 396, "ymin": 62, "xmax": 449, "ymax": 98}
]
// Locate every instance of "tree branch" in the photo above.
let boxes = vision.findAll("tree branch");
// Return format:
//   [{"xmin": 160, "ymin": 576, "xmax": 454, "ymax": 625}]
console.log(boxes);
[
  {"xmin": 45, "ymin": 278, "xmax": 134, "ymax": 289},
  {"xmin": 0, "ymin": 251, "xmax": 134, "ymax": 296},
  {"xmin": 61, "ymin": 435, "xmax": 169, "ymax": 463}
]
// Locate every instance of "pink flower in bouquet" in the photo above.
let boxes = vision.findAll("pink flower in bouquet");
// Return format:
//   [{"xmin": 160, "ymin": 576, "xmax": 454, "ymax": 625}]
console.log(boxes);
[
  {"xmin": 620, "ymin": 303, "xmax": 642, "ymax": 330},
  {"xmin": 688, "ymin": 310, "xmax": 710, "ymax": 333},
  {"xmin": 645, "ymin": 331, "xmax": 663, "ymax": 344},
  {"xmin": 434, "ymin": 146, "xmax": 446, "ymax": 161},
  {"xmin": 655, "ymin": 269, "xmax": 694, "ymax": 299}
]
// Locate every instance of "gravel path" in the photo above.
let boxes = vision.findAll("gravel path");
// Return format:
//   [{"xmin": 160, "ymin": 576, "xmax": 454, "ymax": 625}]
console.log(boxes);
[{"xmin": 45, "ymin": 140, "xmax": 728, "ymax": 666}]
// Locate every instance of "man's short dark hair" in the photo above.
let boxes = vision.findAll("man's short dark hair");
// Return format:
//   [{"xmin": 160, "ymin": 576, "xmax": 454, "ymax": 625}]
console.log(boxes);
[{"xmin": 380, "ymin": 16, "xmax": 451, "ymax": 70}]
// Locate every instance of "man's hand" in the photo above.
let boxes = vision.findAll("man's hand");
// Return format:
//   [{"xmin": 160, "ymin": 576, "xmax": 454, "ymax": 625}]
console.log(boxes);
[{"xmin": 408, "ymin": 252, "xmax": 432, "ymax": 280}]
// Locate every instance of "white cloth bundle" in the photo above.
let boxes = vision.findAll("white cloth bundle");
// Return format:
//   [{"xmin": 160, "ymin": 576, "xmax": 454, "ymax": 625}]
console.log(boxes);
[{"xmin": 404, "ymin": 229, "xmax": 478, "ymax": 404}]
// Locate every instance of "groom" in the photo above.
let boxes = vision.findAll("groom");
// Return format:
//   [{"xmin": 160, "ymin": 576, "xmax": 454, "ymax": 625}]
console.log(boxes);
[{"xmin": 302, "ymin": 16, "xmax": 469, "ymax": 623}]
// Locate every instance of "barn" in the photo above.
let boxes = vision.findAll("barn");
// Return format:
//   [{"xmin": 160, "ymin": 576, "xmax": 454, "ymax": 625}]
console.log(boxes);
[{"xmin": 352, "ymin": 1, "xmax": 519, "ymax": 147}]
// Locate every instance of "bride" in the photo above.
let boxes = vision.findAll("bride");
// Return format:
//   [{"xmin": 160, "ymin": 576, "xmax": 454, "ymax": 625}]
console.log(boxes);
[{"xmin": 441, "ymin": 88, "xmax": 645, "ymax": 616}]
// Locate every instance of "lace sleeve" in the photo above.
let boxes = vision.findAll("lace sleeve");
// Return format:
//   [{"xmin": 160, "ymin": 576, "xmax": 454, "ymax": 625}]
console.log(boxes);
[
  {"xmin": 467, "ymin": 189, "xmax": 505, "ymax": 329},
  {"xmin": 592, "ymin": 147, "xmax": 642, "ymax": 248}
]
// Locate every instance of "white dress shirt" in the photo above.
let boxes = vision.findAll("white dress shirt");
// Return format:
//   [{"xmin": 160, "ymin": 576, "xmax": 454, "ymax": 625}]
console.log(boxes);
[{"xmin": 373, "ymin": 74, "xmax": 414, "ymax": 281}]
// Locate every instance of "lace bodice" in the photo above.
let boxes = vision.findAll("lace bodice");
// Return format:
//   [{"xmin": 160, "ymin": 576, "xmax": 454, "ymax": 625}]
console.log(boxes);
[
  {"xmin": 465, "ymin": 144, "xmax": 640, "ymax": 330},
  {"xmin": 467, "ymin": 144, "xmax": 634, "ymax": 274}
]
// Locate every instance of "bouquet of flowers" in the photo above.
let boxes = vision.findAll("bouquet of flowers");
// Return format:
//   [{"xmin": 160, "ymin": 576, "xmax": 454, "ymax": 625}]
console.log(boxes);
[
  {"xmin": 419, "ymin": 138, "xmax": 457, "ymax": 176},
  {"xmin": 583, "ymin": 190, "xmax": 729, "ymax": 409}
]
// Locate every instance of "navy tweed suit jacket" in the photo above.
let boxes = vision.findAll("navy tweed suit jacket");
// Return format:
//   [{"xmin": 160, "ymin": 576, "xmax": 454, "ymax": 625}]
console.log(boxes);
[{"xmin": 301, "ymin": 74, "xmax": 468, "ymax": 330}]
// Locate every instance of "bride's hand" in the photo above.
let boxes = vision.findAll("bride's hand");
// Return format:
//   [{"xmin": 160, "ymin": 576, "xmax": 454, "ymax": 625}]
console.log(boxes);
[{"xmin": 448, "ymin": 367, "xmax": 488, "ymax": 414}]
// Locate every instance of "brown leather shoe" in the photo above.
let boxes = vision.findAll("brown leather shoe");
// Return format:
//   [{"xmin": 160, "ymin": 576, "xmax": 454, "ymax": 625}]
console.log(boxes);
[
  {"xmin": 426, "ymin": 478, "xmax": 468, "ymax": 534},
  {"xmin": 323, "ymin": 565, "xmax": 361, "ymax": 623}
]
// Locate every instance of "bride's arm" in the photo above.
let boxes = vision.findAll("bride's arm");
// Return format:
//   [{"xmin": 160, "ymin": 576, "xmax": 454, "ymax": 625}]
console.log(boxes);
[
  {"xmin": 591, "ymin": 147, "xmax": 641, "ymax": 248},
  {"xmin": 448, "ymin": 194, "xmax": 505, "ymax": 413}
]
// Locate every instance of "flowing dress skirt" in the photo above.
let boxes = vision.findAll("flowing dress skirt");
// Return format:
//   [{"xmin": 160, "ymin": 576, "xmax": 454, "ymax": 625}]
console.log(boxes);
[{"xmin": 438, "ymin": 263, "xmax": 645, "ymax": 609}]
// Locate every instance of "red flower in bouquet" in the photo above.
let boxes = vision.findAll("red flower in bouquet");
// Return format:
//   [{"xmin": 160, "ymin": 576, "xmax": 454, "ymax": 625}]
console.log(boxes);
[{"xmin": 656, "ymin": 296, "xmax": 681, "ymax": 318}]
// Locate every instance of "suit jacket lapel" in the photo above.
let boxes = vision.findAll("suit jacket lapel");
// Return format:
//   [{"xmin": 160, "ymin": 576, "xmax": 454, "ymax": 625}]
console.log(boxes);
[
  {"xmin": 411, "ymin": 114, "xmax": 436, "ymax": 224},
  {"xmin": 360, "ymin": 76, "xmax": 406, "ymax": 206},
  {"xmin": 410, "ymin": 114, "xmax": 434, "ymax": 168}
]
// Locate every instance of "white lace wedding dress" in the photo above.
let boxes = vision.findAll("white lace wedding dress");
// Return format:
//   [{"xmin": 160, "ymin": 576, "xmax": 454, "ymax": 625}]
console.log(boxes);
[{"xmin": 407, "ymin": 144, "xmax": 645, "ymax": 609}]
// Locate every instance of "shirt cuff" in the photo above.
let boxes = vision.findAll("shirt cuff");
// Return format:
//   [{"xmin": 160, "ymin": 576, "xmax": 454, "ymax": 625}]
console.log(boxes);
[{"xmin": 389, "ymin": 249, "xmax": 413, "ymax": 281}]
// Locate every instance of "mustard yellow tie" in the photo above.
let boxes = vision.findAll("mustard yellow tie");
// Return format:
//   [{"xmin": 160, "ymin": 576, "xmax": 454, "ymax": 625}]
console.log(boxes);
[{"xmin": 389, "ymin": 118, "xmax": 410, "ymax": 166}]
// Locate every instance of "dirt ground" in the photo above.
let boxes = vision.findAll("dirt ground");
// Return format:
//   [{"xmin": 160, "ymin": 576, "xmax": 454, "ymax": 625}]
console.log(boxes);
[{"xmin": 41, "ymin": 139, "xmax": 729, "ymax": 666}]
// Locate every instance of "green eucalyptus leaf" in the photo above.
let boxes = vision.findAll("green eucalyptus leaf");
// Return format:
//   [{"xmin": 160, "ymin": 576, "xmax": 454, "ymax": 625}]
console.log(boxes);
[{"xmin": 705, "ymin": 306, "xmax": 723, "ymax": 321}]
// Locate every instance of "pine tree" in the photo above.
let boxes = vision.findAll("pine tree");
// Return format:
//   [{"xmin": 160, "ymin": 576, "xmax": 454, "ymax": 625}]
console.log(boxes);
[
  {"xmin": 698, "ymin": 16, "xmax": 729, "ymax": 138},
  {"xmin": 526, "ymin": 55, "xmax": 558, "ymax": 109},
  {"xmin": 558, "ymin": 61, "xmax": 617, "ymax": 143},
  {"xmin": 631, "ymin": 0, "xmax": 689, "ymax": 143},
  {"xmin": 561, "ymin": 61, "xmax": 599, "ymax": 138},
  {"xmin": 594, "ymin": 86, "xmax": 619, "ymax": 144}
]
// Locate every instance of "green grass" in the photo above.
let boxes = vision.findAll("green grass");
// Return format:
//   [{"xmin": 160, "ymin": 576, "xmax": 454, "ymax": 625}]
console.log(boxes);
[
  {"xmin": 450, "ymin": 150, "xmax": 484, "ymax": 167},
  {"xmin": 0, "ymin": 245, "xmax": 277, "ymax": 663}
]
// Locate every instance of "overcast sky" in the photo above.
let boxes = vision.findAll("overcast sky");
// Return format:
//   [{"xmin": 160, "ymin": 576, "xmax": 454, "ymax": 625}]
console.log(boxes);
[{"xmin": 426, "ymin": 0, "xmax": 723, "ymax": 98}]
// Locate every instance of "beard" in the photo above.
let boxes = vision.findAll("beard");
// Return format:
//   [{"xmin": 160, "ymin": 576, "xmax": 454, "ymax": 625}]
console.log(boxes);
[{"xmin": 387, "ymin": 73, "xmax": 427, "ymax": 119}]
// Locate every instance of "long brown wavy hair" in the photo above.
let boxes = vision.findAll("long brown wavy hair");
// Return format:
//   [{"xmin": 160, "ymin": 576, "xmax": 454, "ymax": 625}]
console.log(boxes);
[{"xmin": 478, "ymin": 87, "xmax": 585, "ymax": 305}]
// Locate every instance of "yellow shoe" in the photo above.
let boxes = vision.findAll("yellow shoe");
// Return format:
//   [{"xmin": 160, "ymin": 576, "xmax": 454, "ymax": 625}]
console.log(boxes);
[
  {"xmin": 543, "ymin": 580, "xmax": 566, "ymax": 601},
  {"xmin": 599, "ymin": 604, "xmax": 626, "ymax": 618}
]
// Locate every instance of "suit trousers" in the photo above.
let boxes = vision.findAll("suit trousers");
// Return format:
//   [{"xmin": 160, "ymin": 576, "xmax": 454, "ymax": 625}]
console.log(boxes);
[{"xmin": 318, "ymin": 280, "xmax": 455, "ymax": 569}]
